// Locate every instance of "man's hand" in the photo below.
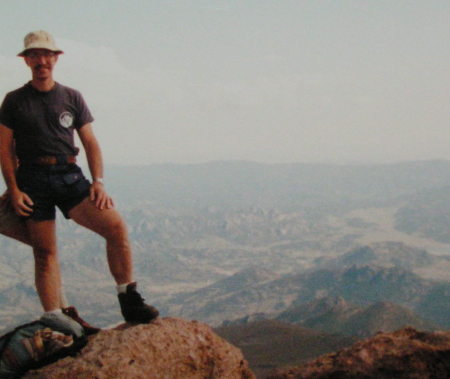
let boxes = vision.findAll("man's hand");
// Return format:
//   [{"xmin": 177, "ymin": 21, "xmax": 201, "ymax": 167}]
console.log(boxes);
[
  {"xmin": 10, "ymin": 189, "xmax": 34, "ymax": 216},
  {"xmin": 90, "ymin": 182, "xmax": 114, "ymax": 210}
]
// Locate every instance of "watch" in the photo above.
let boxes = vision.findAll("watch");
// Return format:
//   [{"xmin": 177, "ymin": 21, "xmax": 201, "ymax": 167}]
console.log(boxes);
[{"xmin": 93, "ymin": 178, "xmax": 104, "ymax": 184}]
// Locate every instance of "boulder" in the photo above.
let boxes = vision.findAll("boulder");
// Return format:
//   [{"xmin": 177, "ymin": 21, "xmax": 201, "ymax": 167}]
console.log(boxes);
[
  {"xmin": 268, "ymin": 327, "xmax": 450, "ymax": 378},
  {"xmin": 24, "ymin": 317, "xmax": 255, "ymax": 379}
]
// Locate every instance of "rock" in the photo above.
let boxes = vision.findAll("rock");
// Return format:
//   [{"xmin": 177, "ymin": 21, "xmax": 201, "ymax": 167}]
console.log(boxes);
[
  {"xmin": 24, "ymin": 317, "xmax": 255, "ymax": 379},
  {"xmin": 267, "ymin": 327, "xmax": 450, "ymax": 378}
]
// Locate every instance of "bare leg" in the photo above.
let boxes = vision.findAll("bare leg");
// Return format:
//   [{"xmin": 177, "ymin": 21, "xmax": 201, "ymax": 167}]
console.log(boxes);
[
  {"xmin": 1, "ymin": 220, "xmax": 73, "ymax": 309},
  {"xmin": 2, "ymin": 222, "xmax": 30, "ymax": 245},
  {"xmin": 70, "ymin": 198, "xmax": 159, "ymax": 323},
  {"xmin": 68, "ymin": 198, "xmax": 132, "ymax": 284},
  {"xmin": 26, "ymin": 219, "xmax": 62, "ymax": 311},
  {"xmin": 0, "ymin": 194, "xmax": 30, "ymax": 244}
]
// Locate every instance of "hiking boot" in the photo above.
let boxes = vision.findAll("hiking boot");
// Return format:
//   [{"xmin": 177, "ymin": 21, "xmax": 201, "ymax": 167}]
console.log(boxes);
[
  {"xmin": 62, "ymin": 306, "xmax": 101, "ymax": 336},
  {"xmin": 40, "ymin": 311, "xmax": 84, "ymax": 338},
  {"xmin": 118, "ymin": 282, "xmax": 159, "ymax": 323}
]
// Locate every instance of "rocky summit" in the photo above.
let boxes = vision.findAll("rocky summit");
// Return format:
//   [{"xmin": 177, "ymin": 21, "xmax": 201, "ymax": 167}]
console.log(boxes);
[
  {"xmin": 24, "ymin": 317, "xmax": 255, "ymax": 379},
  {"xmin": 267, "ymin": 327, "xmax": 450, "ymax": 379}
]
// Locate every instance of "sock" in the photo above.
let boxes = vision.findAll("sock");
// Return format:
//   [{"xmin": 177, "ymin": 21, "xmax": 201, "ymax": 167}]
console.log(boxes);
[
  {"xmin": 117, "ymin": 282, "xmax": 132, "ymax": 294},
  {"xmin": 43, "ymin": 308, "xmax": 63, "ymax": 316}
]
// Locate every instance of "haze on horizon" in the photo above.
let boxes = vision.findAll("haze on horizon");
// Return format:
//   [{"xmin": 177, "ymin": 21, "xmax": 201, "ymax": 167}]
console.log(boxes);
[{"xmin": 1, "ymin": 1, "xmax": 449, "ymax": 166}]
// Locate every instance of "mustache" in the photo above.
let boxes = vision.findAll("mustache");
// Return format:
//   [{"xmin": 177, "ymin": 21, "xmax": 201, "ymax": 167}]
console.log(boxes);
[{"xmin": 34, "ymin": 64, "xmax": 51, "ymax": 70}]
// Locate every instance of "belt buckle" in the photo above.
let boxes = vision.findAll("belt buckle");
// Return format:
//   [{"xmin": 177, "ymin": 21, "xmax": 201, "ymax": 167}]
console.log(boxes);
[{"xmin": 56, "ymin": 155, "xmax": 66, "ymax": 165}]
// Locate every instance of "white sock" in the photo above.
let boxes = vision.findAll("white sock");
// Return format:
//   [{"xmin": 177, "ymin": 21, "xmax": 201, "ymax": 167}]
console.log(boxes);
[
  {"xmin": 42, "ymin": 308, "xmax": 63, "ymax": 317},
  {"xmin": 116, "ymin": 282, "xmax": 132, "ymax": 294}
]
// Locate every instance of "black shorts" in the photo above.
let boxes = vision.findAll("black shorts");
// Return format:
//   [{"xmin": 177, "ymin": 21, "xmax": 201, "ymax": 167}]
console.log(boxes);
[{"xmin": 16, "ymin": 164, "xmax": 91, "ymax": 221}]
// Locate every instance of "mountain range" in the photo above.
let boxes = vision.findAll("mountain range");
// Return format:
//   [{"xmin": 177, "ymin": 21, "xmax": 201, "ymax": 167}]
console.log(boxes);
[
  {"xmin": 0, "ymin": 160, "xmax": 449, "ymax": 337},
  {"xmin": 277, "ymin": 296, "xmax": 436, "ymax": 337},
  {"xmin": 161, "ymin": 263, "xmax": 450, "ymax": 329}
]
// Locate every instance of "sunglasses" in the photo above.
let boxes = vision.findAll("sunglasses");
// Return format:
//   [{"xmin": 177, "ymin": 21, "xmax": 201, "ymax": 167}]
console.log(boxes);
[{"xmin": 26, "ymin": 51, "xmax": 57, "ymax": 59}]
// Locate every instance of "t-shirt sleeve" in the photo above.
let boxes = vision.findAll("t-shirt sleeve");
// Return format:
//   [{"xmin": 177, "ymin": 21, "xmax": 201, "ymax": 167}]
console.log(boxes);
[
  {"xmin": 0, "ymin": 94, "xmax": 15, "ymax": 129},
  {"xmin": 74, "ymin": 91, "xmax": 94, "ymax": 129}
]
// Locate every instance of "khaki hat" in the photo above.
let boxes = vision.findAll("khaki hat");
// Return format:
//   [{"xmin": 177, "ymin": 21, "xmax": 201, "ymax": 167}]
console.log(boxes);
[{"xmin": 17, "ymin": 30, "xmax": 63, "ymax": 57}]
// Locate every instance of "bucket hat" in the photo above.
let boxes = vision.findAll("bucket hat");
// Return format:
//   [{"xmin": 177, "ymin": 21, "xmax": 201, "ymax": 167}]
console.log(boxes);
[{"xmin": 17, "ymin": 30, "xmax": 63, "ymax": 57}]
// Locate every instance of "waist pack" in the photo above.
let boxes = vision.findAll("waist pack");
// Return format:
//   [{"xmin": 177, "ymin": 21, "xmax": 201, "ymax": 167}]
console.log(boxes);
[{"xmin": 0, "ymin": 320, "xmax": 87, "ymax": 378}]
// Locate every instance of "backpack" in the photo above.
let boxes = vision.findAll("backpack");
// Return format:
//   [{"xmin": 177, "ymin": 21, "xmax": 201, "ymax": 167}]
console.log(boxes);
[{"xmin": 0, "ymin": 320, "xmax": 87, "ymax": 378}]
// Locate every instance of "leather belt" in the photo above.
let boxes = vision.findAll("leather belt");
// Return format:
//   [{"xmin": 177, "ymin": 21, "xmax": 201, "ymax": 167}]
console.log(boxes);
[{"xmin": 32, "ymin": 155, "xmax": 77, "ymax": 165}]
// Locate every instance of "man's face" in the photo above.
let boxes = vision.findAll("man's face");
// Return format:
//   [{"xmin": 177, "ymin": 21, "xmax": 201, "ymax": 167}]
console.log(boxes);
[{"xmin": 24, "ymin": 49, "xmax": 59, "ymax": 81}]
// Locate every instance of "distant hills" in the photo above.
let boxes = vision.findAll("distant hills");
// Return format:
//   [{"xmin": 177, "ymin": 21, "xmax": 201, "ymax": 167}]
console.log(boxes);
[
  {"xmin": 277, "ymin": 296, "xmax": 436, "ymax": 337},
  {"xmin": 162, "ymin": 263, "xmax": 450, "ymax": 329},
  {"xmin": 315, "ymin": 242, "xmax": 446, "ymax": 271},
  {"xmin": 0, "ymin": 160, "xmax": 449, "ymax": 336}
]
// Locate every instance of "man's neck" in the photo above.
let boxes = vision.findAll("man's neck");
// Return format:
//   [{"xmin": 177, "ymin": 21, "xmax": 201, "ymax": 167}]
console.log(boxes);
[{"xmin": 30, "ymin": 78, "xmax": 56, "ymax": 92}]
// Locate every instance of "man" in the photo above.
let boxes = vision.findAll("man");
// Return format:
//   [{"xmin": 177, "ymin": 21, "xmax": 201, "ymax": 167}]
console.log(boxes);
[{"xmin": 0, "ymin": 31, "xmax": 159, "ymax": 331}]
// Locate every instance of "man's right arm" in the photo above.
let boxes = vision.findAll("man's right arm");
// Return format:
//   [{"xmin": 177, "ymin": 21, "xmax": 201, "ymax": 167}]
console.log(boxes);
[{"xmin": 0, "ymin": 124, "xmax": 33, "ymax": 216}]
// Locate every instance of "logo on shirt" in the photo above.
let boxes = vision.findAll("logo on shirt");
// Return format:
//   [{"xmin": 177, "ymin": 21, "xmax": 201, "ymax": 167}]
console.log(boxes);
[{"xmin": 59, "ymin": 111, "xmax": 74, "ymax": 128}]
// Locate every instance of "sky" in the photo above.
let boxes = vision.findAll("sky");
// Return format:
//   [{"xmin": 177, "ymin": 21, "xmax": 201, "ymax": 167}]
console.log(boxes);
[{"xmin": 0, "ymin": 1, "xmax": 449, "ymax": 166}]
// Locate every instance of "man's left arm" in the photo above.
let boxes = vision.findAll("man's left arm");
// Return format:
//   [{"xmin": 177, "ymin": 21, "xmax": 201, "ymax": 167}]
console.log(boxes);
[{"xmin": 77, "ymin": 123, "xmax": 113, "ymax": 210}]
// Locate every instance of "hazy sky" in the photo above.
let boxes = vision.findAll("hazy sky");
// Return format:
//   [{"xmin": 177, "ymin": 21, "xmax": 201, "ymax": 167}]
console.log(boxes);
[{"xmin": 1, "ymin": 1, "xmax": 449, "ymax": 165}]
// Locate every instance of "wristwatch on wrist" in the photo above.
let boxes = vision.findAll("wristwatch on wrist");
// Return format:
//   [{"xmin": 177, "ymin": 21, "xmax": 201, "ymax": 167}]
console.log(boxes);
[{"xmin": 93, "ymin": 178, "xmax": 104, "ymax": 184}]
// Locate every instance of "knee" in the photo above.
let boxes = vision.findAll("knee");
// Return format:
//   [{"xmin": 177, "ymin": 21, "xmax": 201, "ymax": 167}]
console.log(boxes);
[{"xmin": 104, "ymin": 218, "xmax": 129, "ymax": 242}]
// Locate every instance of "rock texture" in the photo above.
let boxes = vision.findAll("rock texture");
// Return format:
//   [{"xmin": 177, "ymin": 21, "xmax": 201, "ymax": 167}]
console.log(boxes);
[
  {"xmin": 24, "ymin": 317, "xmax": 255, "ymax": 379},
  {"xmin": 268, "ymin": 327, "xmax": 450, "ymax": 379}
]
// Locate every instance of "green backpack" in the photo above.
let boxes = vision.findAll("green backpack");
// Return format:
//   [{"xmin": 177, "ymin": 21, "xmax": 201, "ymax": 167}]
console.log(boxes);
[{"xmin": 0, "ymin": 320, "xmax": 87, "ymax": 378}]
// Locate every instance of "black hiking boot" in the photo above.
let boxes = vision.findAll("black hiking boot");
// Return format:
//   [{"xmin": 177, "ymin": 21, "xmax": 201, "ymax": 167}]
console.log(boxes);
[
  {"xmin": 118, "ymin": 282, "xmax": 159, "ymax": 323},
  {"xmin": 62, "ymin": 306, "xmax": 101, "ymax": 336}
]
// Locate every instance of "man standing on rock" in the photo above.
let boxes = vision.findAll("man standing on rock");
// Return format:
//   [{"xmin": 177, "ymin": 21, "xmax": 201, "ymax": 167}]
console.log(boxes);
[{"xmin": 0, "ymin": 31, "xmax": 159, "ymax": 332}]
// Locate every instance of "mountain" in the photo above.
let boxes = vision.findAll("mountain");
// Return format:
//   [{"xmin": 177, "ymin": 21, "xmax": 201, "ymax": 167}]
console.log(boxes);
[
  {"xmin": 278, "ymin": 265, "xmax": 450, "ymax": 329},
  {"xmin": 277, "ymin": 297, "xmax": 435, "ymax": 338},
  {"xmin": 314, "ymin": 242, "xmax": 450, "ymax": 279},
  {"xmin": 343, "ymin": 301, "xmax": 436, "ymax": 337},
  {"xmin": 215, "ymin": 319, "xmax": 356, "ymax": 379},
  {"xmin": 299, "ymin": 265, "xmax": 432, "ymax": 306},
  {"xmin": 163, "ymin": 265, "xmax": 450, "ymax": 328},
  {"xmin": 277, "ymin": 296, "xmax": 360, "ymax": 328},
  {"xmin": 317, "ymin": 242, "xmax": 437, "ymax": 269},
  {"xmin": 162, "ymin": 267, "xmax": 281, "ymax": 324}
]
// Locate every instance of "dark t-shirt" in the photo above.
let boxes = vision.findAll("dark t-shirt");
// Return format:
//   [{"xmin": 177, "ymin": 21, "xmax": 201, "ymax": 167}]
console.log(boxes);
[{"xmin": 0, "ymin": 82, "xmax": 94, "ymax": 160}]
